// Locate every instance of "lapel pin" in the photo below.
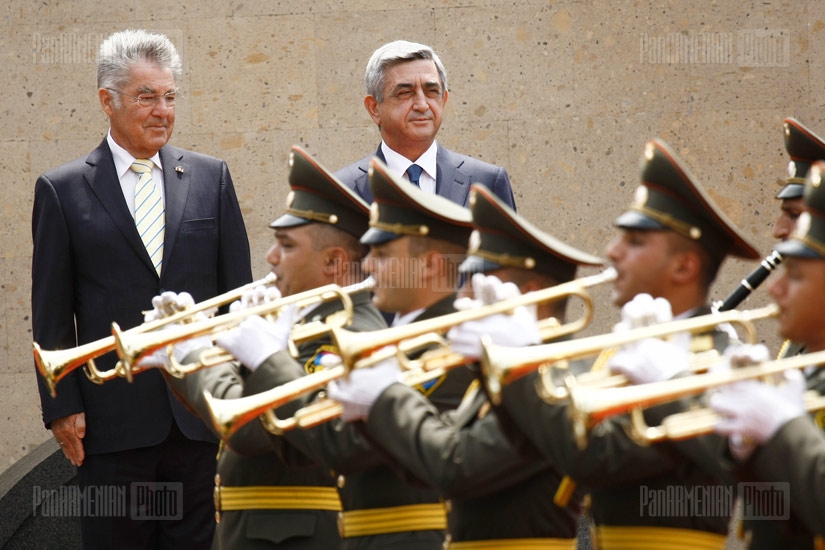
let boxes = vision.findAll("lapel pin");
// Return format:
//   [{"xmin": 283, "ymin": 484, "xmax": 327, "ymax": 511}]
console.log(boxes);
[{"xmin": 175, "ymin": 166, "xmax": 184, "ymax": 174}]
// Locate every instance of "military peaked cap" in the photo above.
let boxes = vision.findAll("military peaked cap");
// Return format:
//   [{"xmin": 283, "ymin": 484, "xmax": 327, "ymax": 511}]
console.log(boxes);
[
  {"xmin": 615, "ymin": 139, "xmax": 759, "ymax": 262},
  {"xmin": 361, "ymin": 158, "xmax": 473, "ymax": 247},
  {"xmin": 460, "ymin": 183, "xmax": 604, "ymax": 281},
  {"xmin": 778, "ymin": 118, "xmax": 825, "ymax": 200},
  {"xmin": 776, "ymin": 160, "xmax": 825, "ymax": 259},
  {"xmin": 270, "ymin": 146, "xmax": 370, "ymax": 238}
]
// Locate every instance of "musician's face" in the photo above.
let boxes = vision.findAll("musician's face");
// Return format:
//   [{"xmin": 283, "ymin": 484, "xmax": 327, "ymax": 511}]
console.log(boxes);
[
  {"xmin": 362, "ymin": 237, "xmax": 426, "ymax": 316},
  {"xmin": 768, "ymin": 257, "xmax": 825, "ymax": 351},
  {"xmin": 773, "ymin": 197, "xmax": 804, "ymax": 241},
  {"xmin": 606, "ymin": 229, "xmax": 678, "ymax": 309},
  {"xmin": 266, "ymin": 225, "xmax": 329, "ymax": 297}
]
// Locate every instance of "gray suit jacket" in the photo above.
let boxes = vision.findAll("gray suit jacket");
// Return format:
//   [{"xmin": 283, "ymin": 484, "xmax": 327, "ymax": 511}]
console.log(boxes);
[{"xmin": 334, "ymin": 144, "xmax": 516, "ymax": 208}]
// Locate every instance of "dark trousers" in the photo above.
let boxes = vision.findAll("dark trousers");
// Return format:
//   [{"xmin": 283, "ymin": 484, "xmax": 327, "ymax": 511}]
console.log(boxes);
[{"xmin": 77, "ymin": 422, "xmax": 217, "ymax": 550}]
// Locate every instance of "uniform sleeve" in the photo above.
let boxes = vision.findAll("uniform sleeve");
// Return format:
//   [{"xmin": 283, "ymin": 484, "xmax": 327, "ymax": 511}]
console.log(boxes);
[
  {"xmin": 31, "ymin": 175, "xmax": 84, "ymax": 426},
  {"xmin": 499, "ymin": 371, "xmax": 678, "ymax": 486},
  {"xmin": 365, "ymin": 382, "xmax": 551, "ymax": 498},
  {"xmin": 749, "ymin": 416, "xmax": 825, "ymax": 536},
  {"xmin": 247, "ymin": 349, "xmax": 383, "ymax": 473}
]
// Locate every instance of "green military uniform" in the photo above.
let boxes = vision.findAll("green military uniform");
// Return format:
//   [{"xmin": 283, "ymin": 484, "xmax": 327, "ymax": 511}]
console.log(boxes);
[
  {"xmin": 358, "ymin": 183, "xmax": 605, "ymax": 549},
  {"xmin": 733, "ymin": 159, "xmax": 825, "ymax": 549},
  {"xmin": 499, "ymin": 139, "xmax": 761, "ymax": 549},
  {"xmin": 771, "ymin": 118, "xmax": 825, "ymax": 361},
  {"xmin": 166, "ymin": 146, "xmax": 383, "ymax": 549},
  {"xmin": 249, "ymin": 158, "xmax": 476, "ymax": 549}
]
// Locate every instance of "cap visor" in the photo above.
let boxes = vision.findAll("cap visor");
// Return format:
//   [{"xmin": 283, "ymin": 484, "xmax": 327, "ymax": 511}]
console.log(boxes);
[
  {"xmin": 360, "ymin": 227, "xmax": 401, "ymax": 245},
  {"xmin": 775, "ymin": 184, "xmax": 804, "ymax": 200},
  {"xmin": 459, "ymin": 255, "xmax": 502, "ymax": 275},
  {"xmin": 614, "ymin": 210, "xmax": 668, "ymax": 230},
  {"xmin": 775, "ymin": 239, "xmax": 823, "ymax": 259},
  {"xmin": 269, "ymin": 213, "xmax": 312, "ymax": 229}
]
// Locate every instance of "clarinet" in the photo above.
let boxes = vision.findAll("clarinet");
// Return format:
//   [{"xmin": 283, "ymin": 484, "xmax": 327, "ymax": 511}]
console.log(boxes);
[{"xmin": 715, "ymin": 250, "xmax": 783, "ymax": 312}]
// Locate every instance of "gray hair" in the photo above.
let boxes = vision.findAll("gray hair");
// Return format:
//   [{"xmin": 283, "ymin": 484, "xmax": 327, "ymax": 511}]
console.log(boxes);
[
  {"xmin": 364, "ymin": 40, "xmax": 448, "ymax": 102},
  {"xmin": 97, "ymin": 29, "xmax": 182, "ymax": 95}
]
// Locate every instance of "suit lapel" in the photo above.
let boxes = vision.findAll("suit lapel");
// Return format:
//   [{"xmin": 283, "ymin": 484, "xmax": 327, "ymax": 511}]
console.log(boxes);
[
  {"xmin": 435, "ymin": 146, "xmax": 471, "ymax": 206},
  {"xmin": 159, "ymin": 146, "xmax": 188, "ymax": 278},
  {"xmin": 85, "ymin": 140, "xmax": 157, "ymax": 272}
]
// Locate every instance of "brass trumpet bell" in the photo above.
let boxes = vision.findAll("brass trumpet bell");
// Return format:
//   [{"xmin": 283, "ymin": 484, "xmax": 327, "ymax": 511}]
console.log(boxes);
[{"xmin": 34, "ymin": 273, "xmax": 278, "ymax": 396}]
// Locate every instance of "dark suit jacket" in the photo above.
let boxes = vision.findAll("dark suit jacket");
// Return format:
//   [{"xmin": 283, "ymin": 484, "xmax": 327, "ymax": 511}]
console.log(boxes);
[
  {"xmin": 32, "ymin": 138, "xmax": 253, "ymax": 455},
  {"xmin": 334, "ymin": 144, "xmax": 516, "ymax": 208}
]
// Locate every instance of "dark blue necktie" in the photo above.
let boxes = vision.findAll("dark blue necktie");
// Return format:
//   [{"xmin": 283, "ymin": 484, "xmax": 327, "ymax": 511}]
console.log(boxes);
[{"xmin": 406, "ymin": 164, "xmax": 423, "ymax": 187}]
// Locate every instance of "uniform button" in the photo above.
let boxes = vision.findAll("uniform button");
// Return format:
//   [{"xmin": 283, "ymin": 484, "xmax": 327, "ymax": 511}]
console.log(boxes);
[
  {"xmin": 337, "ymin": 475, "xmax": 346, "ymax": 488},
  {"xmin": 444, "ymin": 499, "xmax": 452, "ymax": 512},
  {"xmin": 214, "ymin": 473, "xmax": 221, "ymax": 486}
]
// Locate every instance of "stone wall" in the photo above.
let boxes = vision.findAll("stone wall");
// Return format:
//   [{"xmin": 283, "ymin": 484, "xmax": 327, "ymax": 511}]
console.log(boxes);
[{"xmin": 3, "ymin": 1, "xmax": 819, "ymax": 478}]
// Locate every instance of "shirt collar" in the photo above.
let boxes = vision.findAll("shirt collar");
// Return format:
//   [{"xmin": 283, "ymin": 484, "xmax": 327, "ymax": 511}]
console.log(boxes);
[
  {"xmin": 107, "ymin": 130, "xmax": 163, "ymax": 178},
  {"xmin": 381, "ymin": 140, "xmax": 438, "ymax": 182},
  {"xmin": 392, "ymin": 307, "xmax": 426, "ymax": 327}
]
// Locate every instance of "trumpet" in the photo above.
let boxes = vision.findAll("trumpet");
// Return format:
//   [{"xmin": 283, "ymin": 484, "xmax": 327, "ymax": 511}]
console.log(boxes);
[
  {"xmin": 480, "ymin": 303, "xmax": 779, "ymax": 407},
  {"xmin": 204, "ymin": 268, "xmax": 617, "ymax": 438},
  {"xmin": 331, "ymin": 268, "xmax": 617, "ymax": 370},
  {"xmin": 34, "ymin": 273, "xmax": 277, "ymax": 397},
  {"xmin": 573, "ymin": 346, "xmax": 825, "ymax": 447},
  {"xmin": 113, "ymin": 278, "xmax": 375, "ymax": 379},
  {"xmin": 628, "ymin": 391, "xmax": 825, "ymax": 445}
]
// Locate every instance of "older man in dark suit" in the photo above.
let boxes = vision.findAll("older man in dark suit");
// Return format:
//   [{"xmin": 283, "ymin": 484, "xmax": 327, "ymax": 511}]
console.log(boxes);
[
  {"xmin": 31, "ymin": 29, "xmax": 252, "ymax": 549},
  {"xmin": 335, "ymin": 40, "xmax": 516, "ymax": 209}
]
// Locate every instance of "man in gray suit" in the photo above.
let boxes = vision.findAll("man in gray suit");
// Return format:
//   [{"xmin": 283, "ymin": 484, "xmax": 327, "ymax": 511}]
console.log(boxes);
[
  {"xmin": 32, "ymin": 29, "xmax": 252, "ymax": 549},
  {"xmin": 335, "ymin": 40, "xmax": 516, "ymax": 209}
]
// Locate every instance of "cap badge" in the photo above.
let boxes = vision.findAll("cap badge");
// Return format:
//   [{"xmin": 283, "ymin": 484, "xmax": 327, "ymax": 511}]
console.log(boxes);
[
  {"xmin": 468, "ymin": 230, "xmax": 482, "ymax": 254},
  {"xmin": 788, "ymin": 161, "xmax": 797, "ymax": 179},
  {"xmin": 811, "ymin": 165, "xmax": 822, "ymax": 187},
  {"xmin": 285, "ymin": 190, "xmax": 295, "ymax": 208},
  {"xmin": 632, "ymin": 186, "xmax": 649, "ymax": 209},
  {"xmin": 369, "ymin": 203, "xmax": 381, "ymax": 224},
  {"xmin": 796, "ymin": 212, "xmax": 811, "ymax": 239}
]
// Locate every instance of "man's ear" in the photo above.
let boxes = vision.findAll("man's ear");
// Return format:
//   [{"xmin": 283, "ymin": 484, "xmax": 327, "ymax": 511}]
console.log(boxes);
[
  {"xmin": 99, "ymin": 88, "xmax": 115, "ymax": 116},
  {"xmin": 671, "ymin": 250, "xmax": 700, "ymax": 284},
  {"xmin": 364, "ymin": 95, "xmax": 381, "ymax": 126},
  {"xmin": 323, "ymin": 247, "xmax": 348, "ymax": 277}
]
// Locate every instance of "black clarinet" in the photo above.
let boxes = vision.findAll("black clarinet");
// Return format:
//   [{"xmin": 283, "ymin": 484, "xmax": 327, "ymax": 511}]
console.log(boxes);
[{"xmin": 715, "ymin": 250, "xmax": 783, "ymax": 312}]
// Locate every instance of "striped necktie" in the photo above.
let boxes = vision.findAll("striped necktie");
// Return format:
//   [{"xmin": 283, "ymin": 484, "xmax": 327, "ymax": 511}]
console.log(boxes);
[{"xmin": 130, "ymin": 159, "xmax": 165, "ymax": 275}]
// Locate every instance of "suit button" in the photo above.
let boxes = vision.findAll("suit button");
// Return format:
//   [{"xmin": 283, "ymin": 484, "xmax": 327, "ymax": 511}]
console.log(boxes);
[{"xmin": 337, "ymin": 475, "xmax": 346, "ymax": 488}]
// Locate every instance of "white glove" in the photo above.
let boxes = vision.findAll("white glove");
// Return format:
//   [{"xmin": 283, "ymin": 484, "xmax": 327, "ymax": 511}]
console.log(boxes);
[
  {"xmin": 229, "ymin": 284, "xmax": 282, "ymax": 313},
  {"xmin": 215, "ymin": 305, "xmax": 297, "ymax": 371},
  {"xmin": 326, "ymin": 355, "xmax": 402, "ymax": 421},
  {"xmin": 710, "ymin": 369, "xmax": 806, "ymax": 457},
  {"xmin": 608, "ymin": 338, "xmax": 690, "ymax": 384},
  {"xmin": 448, "ymin": 274, "xmax": 540, "ymax": 358},
  {"xmin": 612, "ymin": 293, "xmax": 673, "ymax": 333},
  {"xmin": 722, "ymin": 343, "xmax": 770, "ymax": 369},
  {"xmin": 607, "ymin": 294, "xmax": 686, "ymax": 384},
  {"xmin": 144, "ymin": 291, "xmax": 217, "ymax": 323}
]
